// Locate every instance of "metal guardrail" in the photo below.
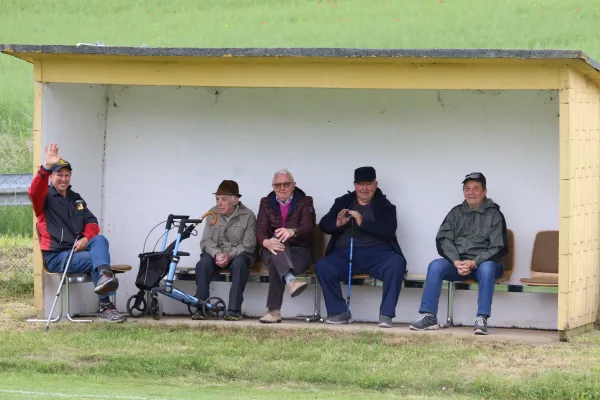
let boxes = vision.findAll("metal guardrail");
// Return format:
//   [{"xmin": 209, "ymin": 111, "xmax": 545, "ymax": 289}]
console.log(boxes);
[{"xmin": 0, "ymin": 173, "xmax": 32, "ymax": 206}]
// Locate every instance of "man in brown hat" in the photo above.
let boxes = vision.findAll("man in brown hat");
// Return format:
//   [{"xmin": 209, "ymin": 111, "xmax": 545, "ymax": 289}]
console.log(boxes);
[{"xmin": 194, "ymin": 180, "xmax": 257, "ymax": 321}]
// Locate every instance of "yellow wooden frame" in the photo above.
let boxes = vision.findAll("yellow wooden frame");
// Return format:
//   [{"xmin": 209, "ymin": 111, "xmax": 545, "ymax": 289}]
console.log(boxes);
[{"xmin": 8, "ymin": 50, "xmax": 599, "ymax": 337}]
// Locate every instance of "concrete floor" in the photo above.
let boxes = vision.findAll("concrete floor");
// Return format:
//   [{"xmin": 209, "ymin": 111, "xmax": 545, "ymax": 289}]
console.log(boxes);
[{"xmin": 126, "ymin": 315, "xmax": 560, "ymax": 344}]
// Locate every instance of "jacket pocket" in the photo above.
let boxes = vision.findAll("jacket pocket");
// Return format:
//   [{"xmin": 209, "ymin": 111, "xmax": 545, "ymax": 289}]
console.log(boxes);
[{"xmin": 225, "ymin": 224, "xmax": 247, "ymax": 245}]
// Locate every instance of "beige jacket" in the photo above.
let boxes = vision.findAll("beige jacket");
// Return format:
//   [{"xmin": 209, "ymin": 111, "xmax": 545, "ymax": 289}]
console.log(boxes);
[{"xmin": 200, "ymin": 202, "xmax": 257, "ymax": 264}]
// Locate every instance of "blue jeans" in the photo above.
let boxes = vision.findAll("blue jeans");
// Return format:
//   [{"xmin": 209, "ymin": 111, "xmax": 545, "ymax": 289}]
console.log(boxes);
[
  {"xmin": 315, "ymin": 247, "xmax": 406, "ymax": 318},
  {"xmin": 419, "ymin": 258, "xmax": 503, "ymax": 318},
  {"xmin": 44, "ymin": 235, "xmax": 113, "ymax": 301}
]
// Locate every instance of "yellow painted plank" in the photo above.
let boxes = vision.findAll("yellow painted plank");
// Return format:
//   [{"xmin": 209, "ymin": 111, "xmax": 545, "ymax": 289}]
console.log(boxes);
[
  {"xmin": 32, "ymin": 78, "xmax": 43, "ymax": 314},
  {"xmin": 36, "ymin": 57, "xmax": 562, "ymax": 90}
]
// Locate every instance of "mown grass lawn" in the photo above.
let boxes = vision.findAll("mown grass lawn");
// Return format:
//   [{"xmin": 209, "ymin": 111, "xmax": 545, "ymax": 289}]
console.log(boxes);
[{"xmin": 0, "ymin": 320, "xmax": 599, "ymax": 399}]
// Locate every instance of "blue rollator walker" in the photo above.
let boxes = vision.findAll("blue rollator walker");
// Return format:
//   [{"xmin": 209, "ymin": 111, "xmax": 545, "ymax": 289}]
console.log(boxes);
[{"xmin": 126, "ymin": 213, "xmax": 226, "ymax": 320}]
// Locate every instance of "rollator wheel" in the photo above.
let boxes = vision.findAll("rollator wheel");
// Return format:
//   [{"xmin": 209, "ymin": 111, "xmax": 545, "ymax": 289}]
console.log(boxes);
[
  {"xmin": 126, "ymin": 294, "xmax": 147, "ymax": 318},
  {"xmin": 150, "ymin": 295, "xmax": 163, "ymax": 320},
  {"xmin": 187, "ymin": 303, "xmax": 197, "ymax": 316},
  {"xmin": 203, "ymin": 297, "xmax": 226, "ymax": 320}
]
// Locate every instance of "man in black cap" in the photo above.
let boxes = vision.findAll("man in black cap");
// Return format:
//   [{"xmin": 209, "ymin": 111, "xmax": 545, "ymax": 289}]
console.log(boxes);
[
  {"xmin": 194, "ymin": 180, "xmax": 256, "ymax": 321},
  {"xmin": 409, "ymin": 172, "xmax": 508, "ymax": 335},
  {"xmin": 315, "ymin": 166, "xmax": 407, "ymax": 327},
  {"xmin": 28, "ymin": 142, "xmax": 125, "ymax": 323}
]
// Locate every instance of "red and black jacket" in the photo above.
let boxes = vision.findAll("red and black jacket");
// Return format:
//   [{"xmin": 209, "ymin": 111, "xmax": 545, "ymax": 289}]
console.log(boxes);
[{"xmin": 28, "ymin": 166, "xmax": 100, "ymax": 253}]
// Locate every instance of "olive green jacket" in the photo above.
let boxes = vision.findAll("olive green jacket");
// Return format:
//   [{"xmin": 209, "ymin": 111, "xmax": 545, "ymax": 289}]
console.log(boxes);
[{"xmin": 436, "ymin": 197, "xmax": 508, "ymax": 266}]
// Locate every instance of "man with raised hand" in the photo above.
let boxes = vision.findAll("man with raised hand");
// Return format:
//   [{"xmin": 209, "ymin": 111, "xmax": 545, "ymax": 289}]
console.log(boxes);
[{"xmin": 28, "ymin": 142, "xmax": 125, "ymax": 323}]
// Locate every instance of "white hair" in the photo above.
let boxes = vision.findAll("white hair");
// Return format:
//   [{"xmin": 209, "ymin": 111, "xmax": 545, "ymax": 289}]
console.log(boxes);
[{"xmin": 273, "ymin": 168, "xmax": 294, "ymax": 182}]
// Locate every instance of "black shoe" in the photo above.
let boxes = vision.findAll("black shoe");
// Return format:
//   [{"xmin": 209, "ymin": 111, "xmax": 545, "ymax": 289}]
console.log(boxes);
[
  {"xmin": 474, "ymin": 315, "xmax": 488, "ymax": 335},
  {"xmin": 191, "ymin": 309, "xmax": 205, "ymax": 320},
  {"xmin": 99, "ymin": 303, "xmax": 126, "ymax": 323},
  {"xmin": 224, "ymin": 310, "xmax": 242, "ymax": 321},
  {"xmin": 325, "ymin": 311, "xmax": 352, "ymax": 325},
  {"xmin": 409, "ymin": 313, "xmax": 440, "ymax": 331},
  {"xmin": 94, "ymin": 271, "xmax": 119, "ymax": 296}
]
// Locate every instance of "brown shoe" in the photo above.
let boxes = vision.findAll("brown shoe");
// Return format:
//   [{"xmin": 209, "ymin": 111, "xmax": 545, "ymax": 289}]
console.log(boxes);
[
  {"xmin": 288, "ymin": 278, "xmax": 308, "ymax": 298},
  {"xmin": 259, "ymin": 310, "xmax": 281, "ymax": 324}
]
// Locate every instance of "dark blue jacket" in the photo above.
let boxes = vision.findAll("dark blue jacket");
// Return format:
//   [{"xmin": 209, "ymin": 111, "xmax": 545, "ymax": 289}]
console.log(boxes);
[{"xmin": 318, "ymin": 188, "xmax": 405, "ymax": 261}]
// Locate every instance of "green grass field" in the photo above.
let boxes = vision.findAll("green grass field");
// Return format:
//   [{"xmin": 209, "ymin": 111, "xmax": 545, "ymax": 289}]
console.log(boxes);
[
  {"xmin": 1, "ymin": 0, "xmax": 599, "ymax": 174},
  {"xmin": 0, "ymin": 321, "xmax": 599, "ymax": 399},
  {"xmin": 1, "ymin": 1, "xmax": 599, "ymax": 398}
]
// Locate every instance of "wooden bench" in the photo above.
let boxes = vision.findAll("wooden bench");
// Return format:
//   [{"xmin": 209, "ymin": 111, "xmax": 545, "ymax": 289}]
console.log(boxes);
[
  {"xmin": 441, "ymin": 229, "xmax": 559, "ymax": 328},
  {"xmin": 173, "ymin": 228, "xmax": 558, "ymax": 324},
  {"xmin": 174, "ymin": 226, "xmax": 327, "ymax": 319},
  {"xmin": 173, "ymin": 228, "xmax": 427, "ymax": 321},
  {"xmin": 28, "ymin": 261, "xmax": 132, "ymax": 324}
]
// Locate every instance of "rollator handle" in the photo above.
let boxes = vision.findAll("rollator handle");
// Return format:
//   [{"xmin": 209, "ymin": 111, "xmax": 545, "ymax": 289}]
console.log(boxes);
[{"xmin": 166, "ymin": 214, "xmax": 190, "ymax": 230}]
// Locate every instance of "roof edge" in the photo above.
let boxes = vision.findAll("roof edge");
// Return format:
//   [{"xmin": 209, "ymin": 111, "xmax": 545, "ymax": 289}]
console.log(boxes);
[{"xmin": 1, "ymin": 44, "xmax": 599, "ymax": 74}]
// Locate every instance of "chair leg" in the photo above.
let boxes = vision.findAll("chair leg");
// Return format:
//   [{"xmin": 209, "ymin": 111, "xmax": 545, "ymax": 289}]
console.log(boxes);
[
  {"xmin": 65, "ymin": 279, "xmax": 93, "ymax": 323},
  {"xmin": 306, "ymin": 278, "xmax": 323, "ymax": 322},
  {"xmin": 28, "ymin": 284, "xmax": 64, "ymax": 323},
  {"xmin": 440, "ymin": 281, "xmax": 454, "ymax": 328}
]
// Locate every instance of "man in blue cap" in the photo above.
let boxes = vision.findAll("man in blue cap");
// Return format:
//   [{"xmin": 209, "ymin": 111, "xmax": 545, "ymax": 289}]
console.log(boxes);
[
  {"xmin": 28, "ymin": 142, "xmax": 125, "ymax": 323},
  {"xmin": 315, "ymin": 166, "xmax": 407, "ymax": 328}
]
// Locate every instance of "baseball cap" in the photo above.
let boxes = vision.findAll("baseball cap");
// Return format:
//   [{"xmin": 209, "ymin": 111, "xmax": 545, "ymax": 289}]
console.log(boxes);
[
  {"xmin": 462, "ymin": 172, "xmax": 486, "ymax": 186},
  {"xmin": 51, "ymin": 158, "xmax": 73, "ymax": 172}
]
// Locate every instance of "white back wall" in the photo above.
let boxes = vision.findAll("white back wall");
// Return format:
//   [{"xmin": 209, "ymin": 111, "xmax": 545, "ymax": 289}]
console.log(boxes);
[
  {"xmin": 43, "ymin": 84, "xmax": 560, "ymax": 328},
  {"xmin": 41, "ymin": 83, "xmax": 107, "ymax": 314}
]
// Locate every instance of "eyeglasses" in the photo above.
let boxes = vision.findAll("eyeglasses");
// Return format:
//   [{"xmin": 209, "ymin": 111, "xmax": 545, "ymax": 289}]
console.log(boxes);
[
  {"xmin": 273, "ymin": 182, "xmax": 294, "ymax": 189},
  {"xmin": 355, "ymin": 182, "xmax": 375, "ymax": 188}
]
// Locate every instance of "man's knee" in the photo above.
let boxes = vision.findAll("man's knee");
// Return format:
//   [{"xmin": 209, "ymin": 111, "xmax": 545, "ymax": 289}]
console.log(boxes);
[
  {"xmin": 315, "ymin": 258, "xmax": 333, "ymax": 277},
  {"xmin": 427, "ymin": 258, "xmax": 451, "ymax": 276},
  {"xmin": 477, "ymin": 261, "xmax": 501, "ymax": 280},
  {"xmin": 387, "ymin": 253, "xmax": 406, "ymax": 272},
  {"xmin": 90, "ymin": 234, "xmax": 109, "ymax": 247},
  {"xmin": 196, "ymin": 254, "xmax": 214, "ymax": 271},
  {"xmin": 230, "ymin": 254, "xmax": 252, "ymax": 271}
]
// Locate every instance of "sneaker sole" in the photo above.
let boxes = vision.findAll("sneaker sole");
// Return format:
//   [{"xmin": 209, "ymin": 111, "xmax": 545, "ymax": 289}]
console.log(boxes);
[
  {"xmin": 224, "ymin": 316, "xmax": 242, "ymax": 321},
  {"xmin": 474, "ymin": 328, "xmax": 488, "ymax": 335},
  {"xmin": 94, "ymin": 278, "xmax": 119, "ymax": 295},
  {"xmin": 409, "ymin": 324, "xmax": 440, "ymax": 331},
  {"xmin": 290, "ymin": 282, "xmax": 308, "ymax": 298},
  {"xmin": 326, "ymin": 319, "xmax": 351, "ymax": 325},
  {"xmin": 259, "ymin": 319, "xmax": 281, "ymax": 324},
  {"xmin": 379, "ymin": 323, "xmax": 393, "ymax": 328}
]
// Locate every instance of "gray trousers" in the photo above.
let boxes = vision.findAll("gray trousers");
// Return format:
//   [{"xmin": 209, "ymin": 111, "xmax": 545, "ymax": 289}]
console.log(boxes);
[
  {"xmin": 195, "ymin": 253, "xmax": 252, "ymax": 312},
  {"xmin": 261, "ymin": 246, "xmax": 312, "ymax": 310}
]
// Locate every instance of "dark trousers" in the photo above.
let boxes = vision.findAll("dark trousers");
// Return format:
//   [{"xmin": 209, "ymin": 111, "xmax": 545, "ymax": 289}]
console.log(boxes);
[
  {"xmin": 315, "ymin": 246, "xmax": 406, "ymax": 318},
  {"xmin": 195, "ymin": 253, "xmax": 252, "ymax": 312},
  {"xmin": 261, "ymin": 246, "xmax": 312, "ymax": 310}
]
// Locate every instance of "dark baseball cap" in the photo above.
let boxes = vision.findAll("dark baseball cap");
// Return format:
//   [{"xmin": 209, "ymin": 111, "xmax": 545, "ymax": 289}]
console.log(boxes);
[
  {"xmin": 51, "ymin": 159, "xmax": 72, "ymax": 172},
  {"xmin": 462, "ymin": 172, "xmax": 486, "ymax": 186},
  {"xmin": 354, "ymin": 166, "xmax": 376, "ymax": 183}
]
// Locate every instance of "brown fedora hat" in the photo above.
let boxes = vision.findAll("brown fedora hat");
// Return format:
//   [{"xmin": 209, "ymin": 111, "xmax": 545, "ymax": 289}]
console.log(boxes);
[{"xmin": 213, "ymin": 180, "xmax": 242, "ymax": 197}]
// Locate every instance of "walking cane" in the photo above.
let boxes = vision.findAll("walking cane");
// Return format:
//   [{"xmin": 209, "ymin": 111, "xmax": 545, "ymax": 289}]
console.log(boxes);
[
  {"xmin": 45, "ymin": 235, "xmax": 80, "ymax": 332},
  {"xmin": 346, "ymin": 218, "xmax": 355, "ymax": 323}
]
